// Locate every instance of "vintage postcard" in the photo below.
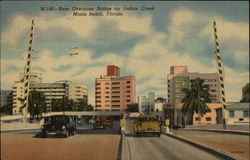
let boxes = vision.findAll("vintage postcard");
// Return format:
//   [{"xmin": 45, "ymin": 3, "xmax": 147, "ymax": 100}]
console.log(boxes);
[{"xmin": 1, "ymin": 1, "xmax": 249, "ymax": 160}]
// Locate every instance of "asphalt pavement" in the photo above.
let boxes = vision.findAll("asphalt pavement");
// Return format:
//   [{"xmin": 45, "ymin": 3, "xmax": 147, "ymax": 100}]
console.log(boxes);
[{"xmin": 122, "ymin": 135, "xmax": 221, "ymax": 160}]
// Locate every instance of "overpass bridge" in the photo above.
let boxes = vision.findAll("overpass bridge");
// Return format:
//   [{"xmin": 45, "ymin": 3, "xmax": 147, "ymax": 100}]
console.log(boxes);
[{"xmin": 1, "ymin": 111, "xmax": 123, "ymax": 122}]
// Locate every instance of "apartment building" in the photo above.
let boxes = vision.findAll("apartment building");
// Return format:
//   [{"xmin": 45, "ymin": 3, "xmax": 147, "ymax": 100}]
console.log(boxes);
[
  {"xmin": 12, "ymin": 73, "xmax": 87, "ymax": 114},
  {"xmin": 167, "ymin": 66, "xmax": 221, "ymax": 104},
  {"xmin": 95, "ymin": 65, "xmax": 135, "ymax": 111}
]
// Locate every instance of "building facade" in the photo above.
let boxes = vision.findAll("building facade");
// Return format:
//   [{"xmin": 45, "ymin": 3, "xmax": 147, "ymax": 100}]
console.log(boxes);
[
  {"xmin": 0, "ymin": 90, "xmax": 13, "ymax": 113},
  {"xmin": 216, "ymin": 103, "xmax": 249, "ymax": 125},
  {"xmin": 154, "ymin": 97, "xmax": 166, "ymax": 112},
  {"xmin": 167, "ymin": 66, "xmax": 221, "ymax": 104},
  {"xmin": 12, "ymin": 73, "xmax": 88, "ymax": 114},
  {"xmin": 95, "ymin": 65, "xmax": 135, "ymax": 111},
  {"xmin": 192, "ymin": 103, "xmax": 222, "ymax": 125},
  {"xmin": 138, "ymin": 92, "xmax": 155, "ymax": 113}
]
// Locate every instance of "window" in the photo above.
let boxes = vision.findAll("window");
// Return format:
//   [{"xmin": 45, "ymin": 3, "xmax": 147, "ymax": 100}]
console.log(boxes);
[
  {"xmin": 112, "ymin": 82, "xmax": 120, "ymax": 85},
  {"xmin": 105, "ymin": 87, "xmax": 110, "ymax": 89},
  {"xmin": 112, "ymin": 100, "xmax": 120, "ymax": 103},
  {"xmin": 126, "ymin": 81, "xmax": 131, "ymax": 84},
  {"xmin": 206, "ymin": 117, "xmax": 211, "ymax": 121},
  {"xmin": 229, "ymin": 111, "xmax": 234, "ymax": 117},
  {"xmin": 126, "ymin": 99, "xmax": 130, "ymax": 102},
  {"xmin": 112, "ymin": 87, "xmax": 120, "ymax": 90},
  {"xmin": 96, "ymin": 83, "xmax": 101, "ymax": 85},
  {"xmin": 126, "ymin": 86, "xmax": 131, "ymax": 88},
  {"xmin": 126, "ymin": 90, "xmax": 130, "ymax": 93},
  {"xmin": 243, "ymin": 111, "xmax": 249, "ymax": 117},
  {"xmin": 126, "ymin": 95, "xmax": 130, "ymax": 98},
  {"xmin": 105, "ymin": 96, "xmax": 109, "ymax": 98},
  {"xmin": 105, "ymin": 92, "xmax": 109, "ymax": 94},
  {"xmin": 206, "ymin": 108, "xmax": 211, "ymax": 113},
  {"xmin": 112, "ymin": 91, "xmax": 120, "ymax": 94},
  {"xmin": 195, "ymin": 117, "xmax": 201, "ymax": 121},
  {"xmin": 112, "ymin": 96, "xmax": 120, "ymax": 98}
]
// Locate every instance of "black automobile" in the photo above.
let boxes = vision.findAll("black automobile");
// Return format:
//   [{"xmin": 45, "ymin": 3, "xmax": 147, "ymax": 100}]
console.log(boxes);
[{"xmin": 41, "ymin": 115, "xmax": 77, "ymax": 138}]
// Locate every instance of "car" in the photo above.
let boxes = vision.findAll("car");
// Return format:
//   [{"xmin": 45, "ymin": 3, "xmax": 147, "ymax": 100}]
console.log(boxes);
[
  {"xmin": 133, "ymin": 114, "xmax": 161, "ymax": 137},
  {"xmin": 41, "ymin": 115, "xmax": 77, "ymax": 138}
]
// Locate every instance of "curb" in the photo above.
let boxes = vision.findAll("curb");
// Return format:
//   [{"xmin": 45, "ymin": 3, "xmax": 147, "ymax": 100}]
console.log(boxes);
[
  {"xmin": 164, "ymin": 133, "xmax": 247, "ymax": 160},
  {"xmin": 183, "ymin": 128, "xmax": 250, "ymax": 136},
  {"xmin": 1, "ymin": 128, "xmax": 40, "ymax": 133},
  {"xmin": 116, "ymin": 134, "xmax": 123, "ymax": 160}
]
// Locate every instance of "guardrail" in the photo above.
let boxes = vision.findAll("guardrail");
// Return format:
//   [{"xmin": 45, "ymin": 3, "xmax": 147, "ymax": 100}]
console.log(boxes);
[{"xmin": 1, "ymin": 111, "xmax": 122, "ymax": 121}]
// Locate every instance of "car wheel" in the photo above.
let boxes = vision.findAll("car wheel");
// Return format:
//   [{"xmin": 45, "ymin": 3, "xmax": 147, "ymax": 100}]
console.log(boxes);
[
  {"xmin": 71, "ymin": 129, "xmax": 76, "ymax": 135},
  {"xmin": 64, "ymin": 131, "xmax": 70, "ymax": 138},
  {"xmin": 41, "ymin": 132, "xmax": 47, "ymax": 138}
]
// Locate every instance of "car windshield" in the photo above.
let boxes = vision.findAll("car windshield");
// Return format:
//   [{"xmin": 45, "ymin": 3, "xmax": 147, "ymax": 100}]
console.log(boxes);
[{"xmin": 50, "ymin": 116, "xmax": 69, "ymax": 122}]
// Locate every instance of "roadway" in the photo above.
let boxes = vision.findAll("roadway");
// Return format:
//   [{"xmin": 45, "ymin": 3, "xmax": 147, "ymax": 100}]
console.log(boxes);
[
  {"xmin": 122, "ymin": 135, "xmax": 221, "ymax": 160},
  {"xmin": 1, "ymin": 125, "xmax": 120, "ymax": 160}
]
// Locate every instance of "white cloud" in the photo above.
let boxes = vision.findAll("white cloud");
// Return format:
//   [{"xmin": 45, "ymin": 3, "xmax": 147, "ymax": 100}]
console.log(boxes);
[
  {"xmin": 2, "ymin": 12, "xmax": 153, "ymax": 46},
  {"xmin": 1, "ymin": 7, "xmax": 248, "ymax": 105},
  {"xmin": 2, "ymin": 15, "xmax": 31, "ymax": 46},
  {"xmin": 200, "ymin": 16, "xmax": 249, "ymax": 42}
]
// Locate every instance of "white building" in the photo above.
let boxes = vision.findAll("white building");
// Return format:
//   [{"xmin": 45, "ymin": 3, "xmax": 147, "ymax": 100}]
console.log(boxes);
[
  {"xmin": 154, "ymin": 97, "xmax": 166, "ymax": 112},
  {"xmin": 12, "ymin": 73, "xmax": 88, "ymax": 114},
  {"xmin": 138, "ymin": 92, "xmax": 155, "ymax": 113},
  {"xmin": 226, "ymin": 103, "xmax": 249, "ymax": 125}
]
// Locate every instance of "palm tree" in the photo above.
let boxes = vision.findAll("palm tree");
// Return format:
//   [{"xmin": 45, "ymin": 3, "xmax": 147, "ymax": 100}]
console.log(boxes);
[
  {"xmin": 181, "ymin": 78, "xmax": 211, "ymax": 124},
  {"xmin": 19, "ymin": 89, "xmax": 47, "ymax": 120}
]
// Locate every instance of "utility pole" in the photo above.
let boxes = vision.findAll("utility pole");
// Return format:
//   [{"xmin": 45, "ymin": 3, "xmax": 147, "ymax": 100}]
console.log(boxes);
[
  {"xmin": 22, "ymin": 19, "xmax": 35, "ymax": 124},
  {"xmin": 213, "ymin": 19, "xmax": 227, "ymax": 129}
]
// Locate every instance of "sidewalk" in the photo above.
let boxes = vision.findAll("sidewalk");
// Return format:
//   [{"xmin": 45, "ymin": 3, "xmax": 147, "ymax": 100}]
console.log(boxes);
[
  {"xmin": 183, "ymin": 128, "xmax": 249, "ymax": 135},
  {"xmin": 171, "ymin": 129, "xmax": 249, "ymax": 160}
]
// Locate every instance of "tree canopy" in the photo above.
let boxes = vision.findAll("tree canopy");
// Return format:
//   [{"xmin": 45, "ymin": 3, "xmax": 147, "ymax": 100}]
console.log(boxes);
[{"xmin": 181, "ymin": 78, "xmax": 211, "ymax": 123}]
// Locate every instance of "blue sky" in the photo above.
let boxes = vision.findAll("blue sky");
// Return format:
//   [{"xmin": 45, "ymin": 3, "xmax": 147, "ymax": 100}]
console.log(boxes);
[{"xmin": 1, "ymin": 1, "xmax": 249, "ymax": 105}]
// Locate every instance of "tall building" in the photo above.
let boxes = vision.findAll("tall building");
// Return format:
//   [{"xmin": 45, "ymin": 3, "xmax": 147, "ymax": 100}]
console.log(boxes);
[
  {"xmin": 165, "ymin": 66, "xmax": 221, "ymax": 126},
  {"xmin": 95, "ymin": 65, "xmax": 135, "ymax": 111},
  {"xmin": 167, "ymin": 66, "xmax": 220, "ymax": 104},
  {"xmin": 107, "ymin": 65, "xmax": 120, "ymax": 76},
  {"xmin": 138, "ymin": 92, "xmax": 155, "ymax": 113},
  {"xmin": 12, "ymin": 73, "xmax": 88, "ymax": 114}
]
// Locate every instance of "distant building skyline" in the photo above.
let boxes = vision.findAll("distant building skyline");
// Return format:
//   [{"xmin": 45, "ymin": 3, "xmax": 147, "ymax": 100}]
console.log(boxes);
[{"xmin": 12, "ymin": 72, "xmax": 88, "ymax": 114}]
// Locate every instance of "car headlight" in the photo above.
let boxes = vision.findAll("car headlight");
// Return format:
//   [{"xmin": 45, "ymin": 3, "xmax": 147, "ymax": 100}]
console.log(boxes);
[{"xmin": 62, "ymin": 126, "xmax": 66, "ymax": 129}]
